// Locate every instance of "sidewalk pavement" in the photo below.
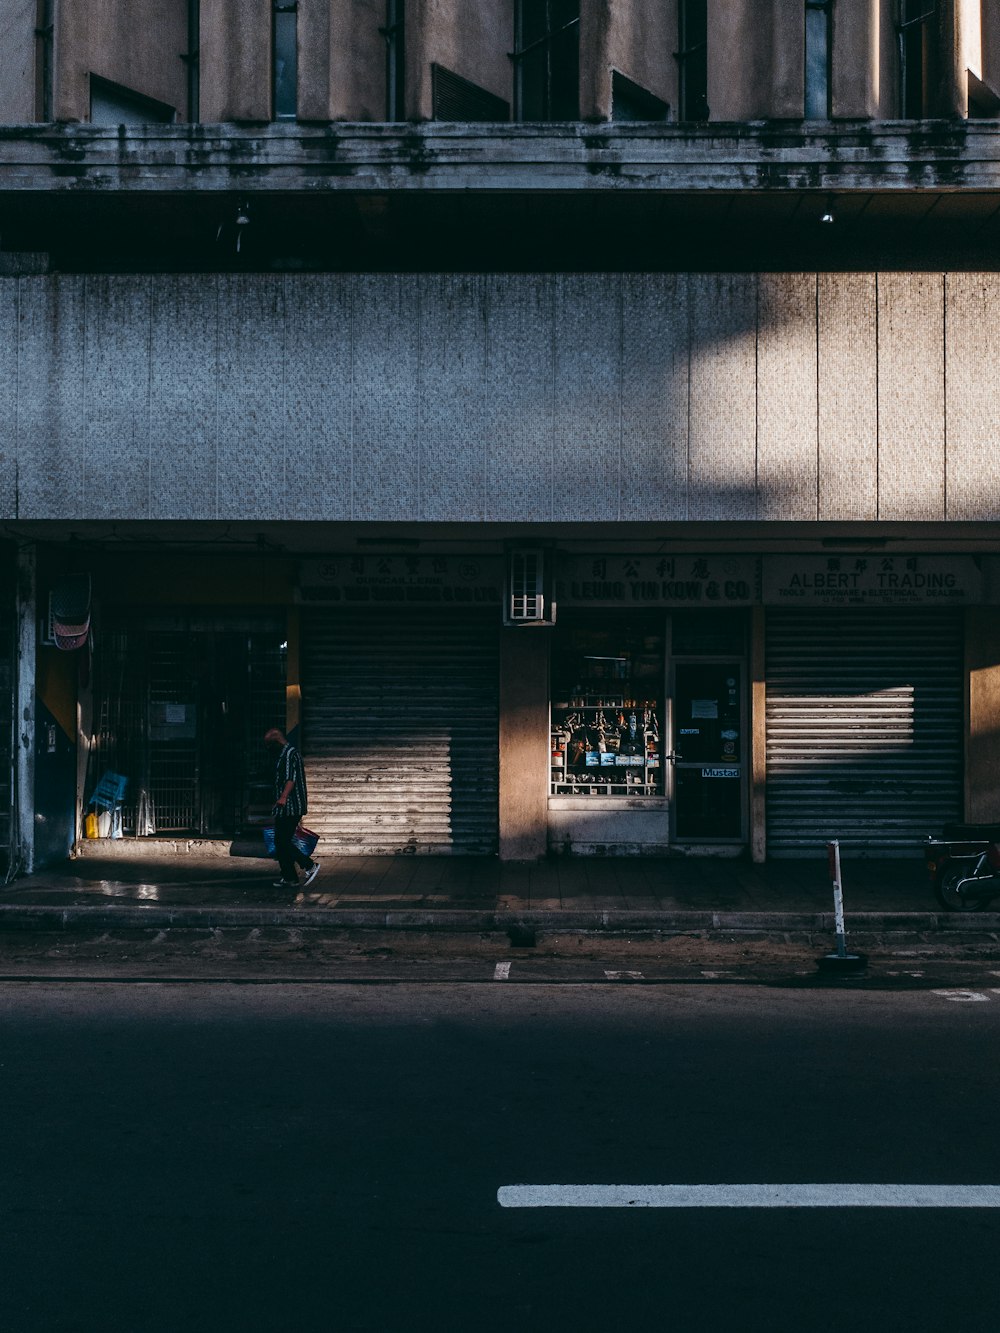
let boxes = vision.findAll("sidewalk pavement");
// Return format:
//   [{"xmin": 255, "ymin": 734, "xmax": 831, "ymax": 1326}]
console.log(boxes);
[{"xmin": 1, "ymin": 849, "xmax": 995, "ymax": 936}]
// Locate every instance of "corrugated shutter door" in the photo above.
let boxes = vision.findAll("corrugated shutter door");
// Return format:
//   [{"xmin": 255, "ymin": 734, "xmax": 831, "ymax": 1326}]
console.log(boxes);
[
  {"xmin": 302, "ymin": 612, "xmax": 499, "ymax": 854},
  {"xmin": 765, "ymin": 609, "xmax": 963, "ymax": 855}
]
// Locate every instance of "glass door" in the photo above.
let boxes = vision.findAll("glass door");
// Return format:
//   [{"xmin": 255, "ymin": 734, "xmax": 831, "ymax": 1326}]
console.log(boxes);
[{"xmin": 670, "ymin": 661, "xmax": 746, "ymax": 842}]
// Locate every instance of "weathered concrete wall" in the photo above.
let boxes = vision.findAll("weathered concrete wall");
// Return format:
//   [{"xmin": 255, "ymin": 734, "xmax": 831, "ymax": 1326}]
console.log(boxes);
[
  {"xmin": 411, "ymin": 0, "xmax": 513, "ymax": 120},
  {"xmin": 6, "ymin": 0, "xmax": 995, "ymax": 126},
  {"xmin": 0, "ymin": 0, "xmax": 37, "ymax": 122},
  {"xmin": 55, "ymin": 0, "xmax": 188, "ymax": 122},
  {"xmin": 4, "ymin": 271, "xmax": 1000, "ymax": 524},
  {"xmin": 832, "ymin": 0, "xmax": 881, "ymax": 117},
  {"xmin": 200, "ymin": 0, "xmax": 270, "ymax": 122},
  {"xmin": 300, "ymin": 0, "xmax": 386, "ymax": 121},
  {"xmin": 586, "ymin": 0, "xmax": 676, "ymax": 121},
  {"xmin": 710, "ymin": 0, "xmax": 804, "ymax": 120},
  {"xmin": 984, "ymin": 0, "xmax": 1000, "ymax": 95}
]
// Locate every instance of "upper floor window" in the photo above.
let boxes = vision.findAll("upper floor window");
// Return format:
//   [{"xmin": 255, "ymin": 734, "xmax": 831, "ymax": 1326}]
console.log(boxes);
[
  {"xmin": 273, "ymin": 1, "xmax": 298, "ymax": 120},
  {"xmin": 383, "ymin": 0, "xmax": 405, "ymax": 121},
  {"xmin": 898, "ymin": 0, "xmax": 937, "ymax": 117},
  {"xmin": 513, "ymin": 0, "xmax": 579, "ymax": 121},
  {"xmin": 805, "ymin": 0, "xmax": 833, "ymax": 118},
  {"xmin": 676, "ymin": 0, "xmax": 708, "ymax": 122}
]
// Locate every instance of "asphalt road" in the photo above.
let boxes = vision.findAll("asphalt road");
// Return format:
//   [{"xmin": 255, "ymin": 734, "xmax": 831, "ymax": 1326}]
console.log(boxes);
[{"xmin": 2, "ymin": 977, "xmax": 1000, "ymax": 1333}]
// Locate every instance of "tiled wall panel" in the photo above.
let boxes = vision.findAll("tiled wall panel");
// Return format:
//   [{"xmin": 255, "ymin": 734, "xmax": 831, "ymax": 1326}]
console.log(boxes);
[
  {"xmin": 688, "ymin": 274, "xmax": 757, "ymax": 521},
  {"xmin": 483, "ymin": 276, "xmax": 554, "ymax": 523},
  {"xmin": 284, "ymin": 276, "xmax": 352, "ymax": 521},
  {"xmin": 216, "ymin": 276, "xmax": 286, "ymax": 520},
  {"xmin": 877, "ymin": 272, "xmax": 946, "ymax": 521},
  {"xmin": 351, "ymin": 275, "xmax": 420, "ymax": 521},
  {"xmin": 418, "ymin": 274, "xmax": 488, "ymax": 521},
  {"xmin": 149, "ymin": 276, "xmax": 220, "ymax": 520},
  {"xmin": 0, "ymin": 270, "xmax": 989, "ymax": 527},
  {"xmin": 757, "ymin": 272, "xmax": 818, "ymax": 521},
  {"xmin": 620, "ymin": 273, "xmax": 688, "ymax": 522},
  {"xmin": 83, "ymin": 277, "xmax": 151, "ymax": 519},
  {"xmin": 552, "ymin": 275, "xmax": 621, "ymax": 521},
  {"xmin": 16, "ymin": 278, "xmax": 86, "ymax": 519},
  {"xmin": 818, "ymin": 272, "xmax": 877, "ymax": 521},
  {"xmin": 945, "ymin": 273, "xmax": 1000, "ymax": 522}
]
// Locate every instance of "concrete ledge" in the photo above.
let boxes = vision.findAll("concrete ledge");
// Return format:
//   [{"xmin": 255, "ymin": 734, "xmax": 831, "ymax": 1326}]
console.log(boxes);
[
  {"xmin": 2, "ymin": 903, "xmax": 999, "ymax": 936},
  {"xmin": 3, "ymin": 121, "xmax": 1000, "ymax": 195},
  {"xmin": 72, "ymin": 839, "xmax": 240, "ymax": 859}
]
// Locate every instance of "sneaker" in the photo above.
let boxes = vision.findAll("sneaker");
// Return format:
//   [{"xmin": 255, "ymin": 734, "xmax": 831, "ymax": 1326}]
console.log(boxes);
[
  {"xmin": 302, "ymin": 861, "xmax": 321, "ymax": 888},
  {"xmin": 273, "ymin": 878, "xmax": 298, "ymax": 888}
]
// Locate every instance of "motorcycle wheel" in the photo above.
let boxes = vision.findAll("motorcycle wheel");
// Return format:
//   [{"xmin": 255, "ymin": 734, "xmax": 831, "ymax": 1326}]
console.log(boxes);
[{"xmin": 935, "ymin": 864, "xmax": 987, "ymax": 912}]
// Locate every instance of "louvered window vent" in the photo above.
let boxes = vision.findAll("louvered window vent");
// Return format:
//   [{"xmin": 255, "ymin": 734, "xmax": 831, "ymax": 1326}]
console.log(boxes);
[{"xmin": 432, "ymin": 64, "xmax": 510, "ymax": 122}]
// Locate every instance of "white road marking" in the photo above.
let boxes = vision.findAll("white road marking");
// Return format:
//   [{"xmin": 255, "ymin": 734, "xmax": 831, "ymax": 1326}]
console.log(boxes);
[
  {"xmin": 497, "ymin": 1184, "xmax": 1000, "ymax": 1209},
  {"xmin": 932, "ymin": 990, "xmax": 990, "ymax": 1002},
  {"xmin": 604, "ymin": 970, "xmax": 643, "ymax": 981},
  {"xmin": 493, "ymin": 962, "xmax": 511, "ymax": 981}
]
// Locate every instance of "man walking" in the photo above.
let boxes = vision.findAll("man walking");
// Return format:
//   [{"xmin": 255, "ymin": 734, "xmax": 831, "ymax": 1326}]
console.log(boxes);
[{"xmin": 264, "ymin": 728, "xmax": 321, "ymax": 889}]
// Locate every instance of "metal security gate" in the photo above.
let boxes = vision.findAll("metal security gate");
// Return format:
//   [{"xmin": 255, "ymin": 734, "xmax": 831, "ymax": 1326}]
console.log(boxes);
[
  {"xmin": 765, "ymin": 608, "xmax": 963, "ymax": 856},
  {"xmin": 302, "ymin": 612, "xmax": 499, "ymax": 854},
  {"xmin": 90, "ymin": 616, "xmax": 286, "ymax": 836}
]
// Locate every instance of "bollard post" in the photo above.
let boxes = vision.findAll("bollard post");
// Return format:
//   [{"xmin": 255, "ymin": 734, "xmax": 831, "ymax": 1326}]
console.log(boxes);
[
  {"xmin": 829, "ymin": 839, "xmax": 847, "ymax": 958},
  {"xmin": 818, "ymin": 840, "xmax": 868, "ymax": 974}
]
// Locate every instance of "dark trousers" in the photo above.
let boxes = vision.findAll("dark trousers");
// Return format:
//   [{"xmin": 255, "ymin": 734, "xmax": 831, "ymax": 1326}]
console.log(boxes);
[{"xmin": 274, "ymin": 812, "xmax": 312, "ymax": 882}]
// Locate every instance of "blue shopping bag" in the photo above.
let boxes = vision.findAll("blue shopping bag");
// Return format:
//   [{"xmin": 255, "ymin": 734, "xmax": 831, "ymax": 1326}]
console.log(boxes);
[{"xmin": 262, "ymin": 825, "xmax": 319, "ymax": 858}]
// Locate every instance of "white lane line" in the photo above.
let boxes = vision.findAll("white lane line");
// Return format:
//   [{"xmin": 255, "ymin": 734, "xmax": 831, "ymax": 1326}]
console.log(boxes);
[
  {"xmin": 604, "ymin": 970, "xmax": 644, "ymax": 981},
  {"xmin": 494, "ymin": 962, "xmax": 511, "ymax": 981},
  {"xmin": 497, "ymin": 1184, "xmax": 1000, "ymax": 1209},
  {"xmin": 932, "ymin": 990, "xmax": 990, "ymax": 1002}
]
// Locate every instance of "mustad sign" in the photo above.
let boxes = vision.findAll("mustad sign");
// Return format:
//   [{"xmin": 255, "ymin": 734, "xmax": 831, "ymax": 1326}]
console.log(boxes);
[{"xmin": 763, "ymin": 556, "xmax": 982, "ymax": 607}]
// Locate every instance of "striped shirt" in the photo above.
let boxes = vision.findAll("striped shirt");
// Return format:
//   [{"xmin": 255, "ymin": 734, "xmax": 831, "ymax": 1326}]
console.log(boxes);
[{"xmin": 274, "ymin": 743, "xmax": 308, "ymax": 818}]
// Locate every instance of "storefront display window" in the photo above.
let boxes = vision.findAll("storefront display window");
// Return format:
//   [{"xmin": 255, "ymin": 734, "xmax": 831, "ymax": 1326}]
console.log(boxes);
[{"xmin": 550, "ymin": 616, "xmax": 664, "ymax": 796}]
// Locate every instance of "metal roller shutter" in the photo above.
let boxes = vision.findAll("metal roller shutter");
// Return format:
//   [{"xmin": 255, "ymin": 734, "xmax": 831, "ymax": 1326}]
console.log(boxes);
[
  {"xmin": 302, "ymin": 612, "xmax": 499, "ymax": 855},
  {"xmin": 765, "ymin": 609, "xmax": 963, "ymax": 856}
]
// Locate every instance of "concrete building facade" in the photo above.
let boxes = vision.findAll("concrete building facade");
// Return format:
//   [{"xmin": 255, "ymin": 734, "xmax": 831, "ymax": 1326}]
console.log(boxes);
[{"xmin": 2, "ymin": 2, "xmax": 1000, "ymax": 876}]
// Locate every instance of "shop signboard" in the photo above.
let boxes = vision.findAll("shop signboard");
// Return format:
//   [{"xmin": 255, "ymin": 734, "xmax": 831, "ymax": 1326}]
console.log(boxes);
[
  {"xmin": 762, "ymin": 555, "xmax": 982, "ymax": 607},
  {"xmin": 556, "ymin": 556, "xmax": 759, "ymax": 607},
  {"xmin": 298, "ymin": 556, "xmax": 503, "ymax": 607}
]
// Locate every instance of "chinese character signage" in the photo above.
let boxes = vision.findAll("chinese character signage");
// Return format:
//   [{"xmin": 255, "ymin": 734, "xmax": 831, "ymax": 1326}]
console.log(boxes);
[
  {"xmin": 762, "ymin": 556, "xmax": 982, "ymax": 606},
  {"xmin": 556, "ymin": 556, "xmax": 759, "ymax": 607},
  {"xmin": 298, "ymin": 556, "xmax": 503, "ymax": 606}
]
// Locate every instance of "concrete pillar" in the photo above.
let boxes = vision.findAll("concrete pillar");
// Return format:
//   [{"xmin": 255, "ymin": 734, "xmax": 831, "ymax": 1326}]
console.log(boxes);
[
  {"xmin": 300, "ymin": 0, "xmax": 386, "ymax": 122},
  {"xmin": 709, "ymin": 0, "xmax": 804, "ymax": 120},
  {"xmin": 15, "ymin": 544, "xmax": 36, "ymax": 876},
  {"xmin": 832, "ymin": 0, "xmax": 881, "ymax": 117},
  {"xmin": 406, "ymin": 0, "xmax": 513, "ymax": 122},
  {"xmin": 0, "ymin": 0, "xmax": 37, "ymax": 122},
  {"xmin": 580, "ymin": 0, "xmax": 613, "ymax": 121},
  {"xmin": 750, "ymin": 605, "xmax": 766, "ymax": 863},
  {"xmin": 965, "ymin": 607, "xmax": 1000, "ymax": 822},
  {"xmin": 937, "ymin": 0, "xmax": 967, "ymax": 116},
  {"xmin": 200, "ymin": 0, "xmax": 271, "ymax": 121},
  {"xmin": 498, "ymin": 627, "xmax": 550, "ymax": 861},
  {"xmin": 54, "ymin": 0, "xmax": 188, "ymax": 123},
  {"xmin": 583, "ymin": 0, "xmax": 676, "ymax": 122}
]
